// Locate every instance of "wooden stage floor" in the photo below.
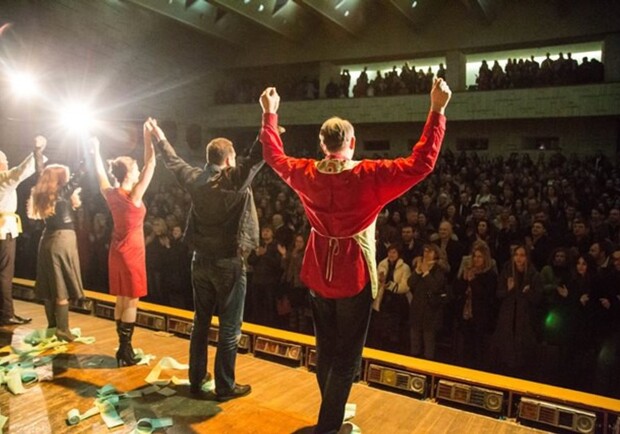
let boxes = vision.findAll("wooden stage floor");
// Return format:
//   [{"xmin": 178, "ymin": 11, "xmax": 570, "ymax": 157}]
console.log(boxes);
[{"xmin": 0, "ymin": 300, "xmax": 550, "ymax": 434}]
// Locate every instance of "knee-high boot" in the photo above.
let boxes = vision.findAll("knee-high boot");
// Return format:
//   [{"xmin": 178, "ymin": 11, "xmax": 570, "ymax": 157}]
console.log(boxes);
[
  {"xmin": 116, "ymin": 321, "xmax": 138, "ymax": 367},
  {"xmin": 44, "ymin": 300, "xmax": 56, "ymax": 329},
  {"xmin": 55, "ymin": 304, "xmax": 75, "ymax": 342}
]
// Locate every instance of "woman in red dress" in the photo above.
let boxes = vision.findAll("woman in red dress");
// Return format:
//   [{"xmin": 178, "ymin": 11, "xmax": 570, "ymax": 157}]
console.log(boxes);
[{"xmin": 90, "ymin": 120, "xmax": 156, "ymax": 366}]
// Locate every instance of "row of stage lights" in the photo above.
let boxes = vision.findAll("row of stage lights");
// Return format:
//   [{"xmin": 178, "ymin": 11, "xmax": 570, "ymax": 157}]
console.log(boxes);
[{"xmin": 5, "ymin": 69, "xmax": 96, "ymax": 136}]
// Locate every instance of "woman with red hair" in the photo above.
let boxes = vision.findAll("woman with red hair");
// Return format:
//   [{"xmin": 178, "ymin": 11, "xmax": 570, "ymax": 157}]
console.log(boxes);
[
  {"xmin": 29, "ymin": 164, "xmax": 84, "ymax": 342},
  {"xmin": 91, "ymin": 119, "xmax": 155, "ymax": 367}
]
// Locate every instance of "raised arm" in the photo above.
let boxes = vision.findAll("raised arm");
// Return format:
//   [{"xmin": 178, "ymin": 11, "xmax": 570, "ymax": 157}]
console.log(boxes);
[
  {"xmin": 34, "ymin": 135, "xmax": 46, "ymax": 175},
  {"xmin": 1, "ymin": 136, "xmax": 47, "ymax": 187},
  {"xmin": 259, "ymin": 87, "xmax": 299, "ymax": 182},
  {"xmin": 89, "ymin": 136, "xmax": 112, "ymax": 193},
  {"xmin": 129, "ymin": 118, "xmax": 157, "ymax": 204},
  {"xmin": 372, "ymin": 78, "xmax": 451, "ymax": 205},
  {"xmin": 150, "ymin": 118, "xmax": 202, "ymax": 188}
]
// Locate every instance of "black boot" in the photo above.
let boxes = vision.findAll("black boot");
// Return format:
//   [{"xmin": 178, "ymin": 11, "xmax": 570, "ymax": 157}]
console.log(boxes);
[
  {"xmin": 55, "ymin": 304, "xmax": 75, "ymax": 342},
  {"xmin": 116, "ymin": 321, "xmax": 138, "ymax": 367},
  {"xmin": 44, "ymin": 300, "xmax": 56, "ymax": 329}
]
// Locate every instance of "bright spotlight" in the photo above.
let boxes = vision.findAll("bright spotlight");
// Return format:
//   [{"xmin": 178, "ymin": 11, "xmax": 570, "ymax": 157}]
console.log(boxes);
[
  {"xmin": 59, "ymin": 103, "xmax": 96, "ymax": 135},
  {"xmin": 9, "ymin": 71, "xmax": 38, "ymax": 97}
]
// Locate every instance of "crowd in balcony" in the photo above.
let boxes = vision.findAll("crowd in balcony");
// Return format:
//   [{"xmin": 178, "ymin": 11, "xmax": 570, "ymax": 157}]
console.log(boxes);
[
  {"xmin": 474, "ymin": 52, "xmax": 604, "ymax": 91},
  {"xmin": 214, "ymin": 49, "xmax": 606, "ymax": 104},
  {"xmin": 14, "ymin": 147, "xmax": 620, "ymax": 398}
]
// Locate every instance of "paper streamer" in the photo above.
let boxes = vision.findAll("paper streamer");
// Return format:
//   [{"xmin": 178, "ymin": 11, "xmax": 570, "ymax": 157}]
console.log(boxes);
[
  {"xmin": 66, "ymin": 406, "xmax": 100, "ymax": 426},
  {"xmin": 157, "ymin": 387, "xmax": 176, "ymax": 397},
  {"xmin": 123, "ymin": 390, "xmax": 143, "ymax": 399},
  {"xmin": 134, "ymin": 417, "xmax": 173, "ymax": 434},
  {"xmin": 96, "ymin": 400, "xmax": 124, "ymax": 429},
  {"xmin": 97, "ymin": 384, "xmax": 118, "ymax": 397},
  {"xmin": 344, "ymin": 403, "xmax": 357, "ymax": 421},
  {"xmin": 6, "ymin": 368, "xmax": 27, "ymax": 394},
  {"xmin": 67, "ymin": 409, "xmax": 81, "ymax": 426},
  {"xmin": 145, "ymin": 357, "xmax": 189, "ymax": 385}
]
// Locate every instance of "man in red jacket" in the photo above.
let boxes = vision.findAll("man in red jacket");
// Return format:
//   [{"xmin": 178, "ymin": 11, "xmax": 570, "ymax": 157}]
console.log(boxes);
[{"xmin": 259, "ymin": 78, "xmax": 451, "ymax": 434}]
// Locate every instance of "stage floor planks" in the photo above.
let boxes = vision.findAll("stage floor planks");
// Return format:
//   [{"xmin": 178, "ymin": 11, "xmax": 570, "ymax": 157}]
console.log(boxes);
[{"xmin": 0, "ymin": 300, "xmax": 551, "ymax": 434}]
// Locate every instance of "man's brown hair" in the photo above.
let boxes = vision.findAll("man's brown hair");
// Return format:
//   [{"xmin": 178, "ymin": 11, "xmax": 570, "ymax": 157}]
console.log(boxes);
[
  {"xmin": 319, "ymin": 117, "xmax": 354, "ymax": 153},
  {"xmin": 206, "ymin": 138, "xmax": 234, "ymax": 165}
]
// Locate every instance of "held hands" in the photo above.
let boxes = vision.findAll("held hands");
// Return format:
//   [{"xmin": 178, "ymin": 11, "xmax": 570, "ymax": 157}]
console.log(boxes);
[
  {"xmin": 260, "ymin": 87, "xmax": 280, "ymax": 114},
  {"xmin": 145, "ymin": 117, "xmax": 166, "ymax": 142},
  {"xmin": 430, "ymin": 78, "xmax": 452, "ymax": 115},
  {"xmin": 34, "ymin": 135, "xmax": 47, "ymax": 151}
]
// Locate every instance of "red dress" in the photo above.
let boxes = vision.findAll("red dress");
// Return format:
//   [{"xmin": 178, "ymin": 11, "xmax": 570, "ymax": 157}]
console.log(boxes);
[{"xmin": 104, "ymin": 188, "xmax": 147, "ymax": 297}]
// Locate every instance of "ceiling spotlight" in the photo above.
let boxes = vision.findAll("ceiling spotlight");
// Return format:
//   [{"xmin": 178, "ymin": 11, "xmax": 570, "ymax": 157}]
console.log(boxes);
[
  {"xmin": 258, "ymin": 3, "xmax": 264, "ymax": 12},
  {"xmin": 243, "ymin": 0, "xmax": 251, "ymax": 4},
  {"xmin": 344, "ymin": 10, "xmax": 350, "ymax": 17},
  {"xmin": 335, "ymin": 0, "xmax": 346, "ymax": 10},
  {"xmin": 8, "ymin": 71, "xmax": 38, "ymax": 98},
  {"xmin": 412, "ymin": 1, "xmax": 418, "ymax": 7}
]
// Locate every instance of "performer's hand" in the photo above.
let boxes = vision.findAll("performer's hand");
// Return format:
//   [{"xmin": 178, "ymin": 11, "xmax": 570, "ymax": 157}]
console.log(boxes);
[
  {"xmin": 430, "ymin": 78, "xmax": 451, "ymax": 115},
  {"xmin": 149, "ymin": 118, "xmax": 167, "ymax": 143},
  {"xmin": 70, "ymin": 187, "xmax": 82, "ymax": 209},
  {"xmin": 87, "ymin": 136, "xmax": 100, "ymax": 154},
  {"xmin": 143, "ymin": 117, "xmax": 154, "ymax": 136},
  {"xmin": 34, "ymin": 135, "xmax": 47, "ymax": 151},
  {"xmin": 260, "ymin": 87, "xmax": 280, "ymax": 114}
]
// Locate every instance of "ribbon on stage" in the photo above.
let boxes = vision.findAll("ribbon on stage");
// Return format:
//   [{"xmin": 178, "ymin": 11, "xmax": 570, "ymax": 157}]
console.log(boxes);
[
  {"xmin": 145, "ymin": 356, "xmax": 189, "ymax": 386},
  {"xmin": 66, "ymin": 406, "xmax": 100, "ymax": 426},
  {"xmin": 95, "ymin": 400, "xmax": 124, "ymax": 429},
  {"xmin": 133, "ymin": 417, "xmax": 173, "ymax": 434},
  {"xmin": 344, "ymin": 403, "xmax": 357, "ymax": 421}
]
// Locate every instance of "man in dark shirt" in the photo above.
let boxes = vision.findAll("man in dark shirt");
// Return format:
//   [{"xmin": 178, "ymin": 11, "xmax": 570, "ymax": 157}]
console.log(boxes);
[{"xmin": 149, "ymin": 120, "xmax": 263, "ymax": 401}]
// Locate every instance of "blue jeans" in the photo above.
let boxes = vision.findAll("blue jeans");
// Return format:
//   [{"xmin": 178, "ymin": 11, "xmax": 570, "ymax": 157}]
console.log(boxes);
[
  {"xmin": 310, "ymin": 284, "xmax": 372, "ymax": 434},
  {"xmin": 189, "ymin": 255, "xmax": 246, "ymax": 395}
]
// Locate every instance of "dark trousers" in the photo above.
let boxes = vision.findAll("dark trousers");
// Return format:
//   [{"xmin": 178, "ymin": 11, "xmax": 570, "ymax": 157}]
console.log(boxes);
[
  {"xmin": 310, "ymin": 284, "xmax": 372, "ymax": 434},
  {"xmin": 0, "ymin": 236, "xmax": 16, "ymax": 321},
  {"xmin": 189, "ymin": 255, "xmax": 246, "ymax": 395}
]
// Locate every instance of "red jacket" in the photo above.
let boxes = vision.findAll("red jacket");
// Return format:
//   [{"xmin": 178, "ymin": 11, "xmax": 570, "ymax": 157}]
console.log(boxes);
[{"xmin": 260, "ymin": 111, "xmax": 446, "ymax": 299}]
